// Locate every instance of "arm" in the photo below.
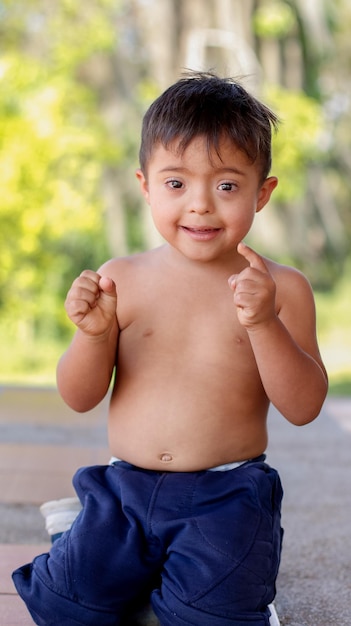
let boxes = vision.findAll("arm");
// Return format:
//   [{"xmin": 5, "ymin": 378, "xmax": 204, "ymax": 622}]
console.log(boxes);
[
  {"xmin": 229, "ymin": 243, "xmax": 328, "ymax": 425},
  {"xmin": 56, "ymin": 270, "xmax": 118, "ymax": 412}
]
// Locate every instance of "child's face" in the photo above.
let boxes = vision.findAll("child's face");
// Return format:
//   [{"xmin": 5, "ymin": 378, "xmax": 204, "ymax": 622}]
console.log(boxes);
[{"xmin": 136, "ymin": 135, "xmax": 277, "ymax": 264}]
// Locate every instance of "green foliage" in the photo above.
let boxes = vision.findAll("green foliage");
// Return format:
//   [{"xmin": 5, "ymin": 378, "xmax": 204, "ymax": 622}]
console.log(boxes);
[
  {"xmin": 0, "ymin": 54, "xmax": 110, "ymax": 337},
  {"xmin": 253, "ymin": 1, "xmax": 295, "ymax": 39},
  {"xmin": 315, "ymin": 270, "xmax": 351, "ymax": 395},
  {"xmin": 0, "ymin": 2, "xmax": 120, "ymax": 344},
  {"xmin": 266, "ymin": 85, "xmax": 326, "ymax": 202},
  {"xmin": 0, "ymin": 0, "xmax": 350, "ymax": 387}
]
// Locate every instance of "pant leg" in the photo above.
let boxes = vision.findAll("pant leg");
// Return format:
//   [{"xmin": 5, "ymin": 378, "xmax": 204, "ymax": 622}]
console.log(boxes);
[
  {"xmin": 151, "ymin": 460, "xmax": 283, "ymax": 626},
  {"xmin": 12, "ymin": 464, "xmax": 164, "ymax": 626}
]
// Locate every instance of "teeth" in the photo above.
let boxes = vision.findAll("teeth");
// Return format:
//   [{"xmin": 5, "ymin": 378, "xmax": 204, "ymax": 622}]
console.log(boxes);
[{"xmin": 188, "ymin": 227, "xmax": 215, "ymax": 231}]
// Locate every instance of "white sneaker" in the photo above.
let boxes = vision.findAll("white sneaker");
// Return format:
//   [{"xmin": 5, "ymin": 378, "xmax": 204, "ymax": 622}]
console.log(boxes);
[
  {"xmin": 40, "ymin": 496, "xmax": 82, "ymax": 537},
  {"xmin": 268, "ymin": 603, "xmax": 280, "ymax": 626}
]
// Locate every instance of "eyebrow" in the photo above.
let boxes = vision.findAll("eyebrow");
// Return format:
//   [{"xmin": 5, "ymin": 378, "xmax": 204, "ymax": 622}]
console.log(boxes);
[{"xmin": 157, "ymin": 165, "xmax": 246, "ymax": 176}]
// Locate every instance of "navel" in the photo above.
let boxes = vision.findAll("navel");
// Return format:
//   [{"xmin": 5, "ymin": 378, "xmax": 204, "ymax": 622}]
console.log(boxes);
[{"xmin": 160, "ymin": 453, "xmax": 173, "ymax": 463}]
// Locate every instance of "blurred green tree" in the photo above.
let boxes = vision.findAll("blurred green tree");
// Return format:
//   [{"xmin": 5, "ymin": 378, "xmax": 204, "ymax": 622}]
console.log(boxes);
[
  {"xmin": 0, "ymin": 0, "xmax": 350, "ymax": 378},
  {"xmin": 250, "ymin": 0, "xmax": 351, "ymax": 287},
  {"xmin": 0, "ymin": 1, "xmax": 119, "ymax": 341}
]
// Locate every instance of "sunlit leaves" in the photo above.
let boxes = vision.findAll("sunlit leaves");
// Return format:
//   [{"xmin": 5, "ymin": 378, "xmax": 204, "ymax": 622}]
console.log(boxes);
[
  {"xmin": 267, "ymin": 85, "xmax": 326, "ymax": 202},
  {"xmin": 0, "ymin": 44, "xmax": 111, "ymax": 339},
  {"xmin": 253, "ymin": 2, "xmax": 295, "ymax": 39}
]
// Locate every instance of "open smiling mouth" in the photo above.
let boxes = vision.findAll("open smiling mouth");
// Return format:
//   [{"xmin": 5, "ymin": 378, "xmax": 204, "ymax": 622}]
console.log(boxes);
[
  {"xmin": 181, "ymin": 226, "xmax": 221, "ymax": 233},
  {"xmin": 179, "ymin": 226, "xmax": 222, "ymax": 240}
]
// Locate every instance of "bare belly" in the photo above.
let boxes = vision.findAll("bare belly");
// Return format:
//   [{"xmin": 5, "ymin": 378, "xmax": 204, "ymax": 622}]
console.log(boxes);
[
  {"xmin": 108, "ymin": 302, "xmax": 270, "ymax": 471},
  {"xmin": 107, "ymin": 385, "xmax": 269, "ymax": 472}
]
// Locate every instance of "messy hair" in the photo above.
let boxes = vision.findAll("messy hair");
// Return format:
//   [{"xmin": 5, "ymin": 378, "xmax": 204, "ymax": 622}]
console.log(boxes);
[{"xmin": 139, "ymin": 71, "xmax": 278, "ymax": 181}]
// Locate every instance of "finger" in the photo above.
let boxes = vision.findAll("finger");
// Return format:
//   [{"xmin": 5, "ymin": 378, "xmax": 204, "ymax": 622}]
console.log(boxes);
[
  {"xmin": 68, "ymin": 281, "xmax": 99, "ymax": 307},
  {"xmin": 228, "ymin": 275, "xmax": 237, "ymax": 290},
  {"xmin": 237, "ymin": 242, "xmax": 268, "ymax": 272},
  {"xmin": 79, "ymin": 269, "xmax": 101, "ymax": 285},
  {"xmin": 99, "ymin": 276, "xmax": 117, "ymax": 297},
  {"xmin": 65, "ymin": 296, "xmax": 95, "ymax": 327},
  {"xmin": 71, "ymin": 272, "xmax": 101, "ymax": 300}
]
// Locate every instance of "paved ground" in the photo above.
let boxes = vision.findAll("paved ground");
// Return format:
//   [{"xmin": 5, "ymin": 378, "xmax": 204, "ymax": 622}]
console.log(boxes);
[{"xmin": 0, "ymin": 385, "xmax": 350, "ymax": 625}]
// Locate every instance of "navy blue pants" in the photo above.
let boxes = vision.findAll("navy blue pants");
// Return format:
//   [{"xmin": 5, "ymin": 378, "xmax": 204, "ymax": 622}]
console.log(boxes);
[{"xmin": 13, "ymin": 458, "xmax": 283, "ymax": 626}]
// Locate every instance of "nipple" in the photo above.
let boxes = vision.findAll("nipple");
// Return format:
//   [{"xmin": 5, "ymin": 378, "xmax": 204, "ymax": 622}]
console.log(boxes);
[{"xmin": 160, "ymin": 453, "xmax": 173, "ymax": 463}]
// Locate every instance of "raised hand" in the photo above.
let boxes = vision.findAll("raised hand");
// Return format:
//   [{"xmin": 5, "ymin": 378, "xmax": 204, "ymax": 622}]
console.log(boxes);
[
  {"xmin": 65, "ymin": 270, "xmax": 117, "ymax": 337},
  {"xmin": 228, "ymin": 242, "xmax": 277, "ymax": 329}
]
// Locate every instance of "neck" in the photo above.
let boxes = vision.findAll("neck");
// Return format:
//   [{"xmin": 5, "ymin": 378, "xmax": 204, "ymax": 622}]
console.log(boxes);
[{"xmin": 159, "ymin": 244, "xmax": 247, "ymax": 277}]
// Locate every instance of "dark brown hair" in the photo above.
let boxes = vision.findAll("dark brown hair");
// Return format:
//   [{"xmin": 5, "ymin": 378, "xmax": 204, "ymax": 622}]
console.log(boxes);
[{"xmin": 139, "ymin": 71, "xmax": 278, "ymax": 181}]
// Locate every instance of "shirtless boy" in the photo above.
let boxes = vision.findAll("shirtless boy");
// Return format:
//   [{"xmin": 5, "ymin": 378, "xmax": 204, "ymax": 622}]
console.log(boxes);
[{"xmin": 13, "ymin": 72, "xmax": 328, "ymax": 626}]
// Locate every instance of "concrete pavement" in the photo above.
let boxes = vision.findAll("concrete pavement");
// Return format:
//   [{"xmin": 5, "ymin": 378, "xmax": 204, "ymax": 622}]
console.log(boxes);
[
  {"xmin": 267, "ymin": 396, "xmax": 351, "ymax": 626},
  {"xmin": 0, "ymin": 385, "xmax": 350, "ymax": 625}
]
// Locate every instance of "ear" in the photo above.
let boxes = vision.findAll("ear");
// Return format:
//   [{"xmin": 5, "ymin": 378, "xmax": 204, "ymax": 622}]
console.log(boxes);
[
  {"xmin": 256, "ymin": 176, "xmax": 278, "ymax": 213},
  {"xmin": 136, "ymin": 169, "xmax": 150, "ymax": 204}
]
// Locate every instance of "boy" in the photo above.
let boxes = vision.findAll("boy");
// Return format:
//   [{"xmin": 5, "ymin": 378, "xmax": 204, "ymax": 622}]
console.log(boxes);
[{"xmin": 13, "ymin": 72, "xmax": 328, "ymax": 626}]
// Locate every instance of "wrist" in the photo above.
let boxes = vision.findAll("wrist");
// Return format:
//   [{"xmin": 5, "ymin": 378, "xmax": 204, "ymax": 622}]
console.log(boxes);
[
  {"xmin": 75, "ymin": 320, "xmax": 118, "ymax": 344},
  {"xmin": 245, "ymin": 314, "xmax": 280, "ymax": 336}
]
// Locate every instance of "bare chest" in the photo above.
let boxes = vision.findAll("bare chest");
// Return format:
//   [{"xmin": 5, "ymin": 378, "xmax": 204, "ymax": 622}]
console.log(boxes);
[{"xmin": 117, "ymin": 282, "xmax": 257, "ymax": 377}]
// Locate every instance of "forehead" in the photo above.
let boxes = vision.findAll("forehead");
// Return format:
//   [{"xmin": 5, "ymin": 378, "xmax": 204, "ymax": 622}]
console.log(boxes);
[{"xmin": 148, "ymin": 135, "xmax": 254, "ymax": 171}]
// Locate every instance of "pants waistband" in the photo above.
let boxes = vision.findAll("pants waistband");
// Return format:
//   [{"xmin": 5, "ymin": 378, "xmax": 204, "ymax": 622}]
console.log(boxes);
[
  {"xmin": 208, "ymin": 460, "xmax": 248, "ymax": 472},
  {"xmin": 109, "ymin": 455, "xmax": 266, "ymax": 472}
]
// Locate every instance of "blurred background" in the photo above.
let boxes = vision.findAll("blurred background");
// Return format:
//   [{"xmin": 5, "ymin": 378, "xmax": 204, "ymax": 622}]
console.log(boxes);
[{"xmin": 0, "ymin": 0, "xmax": 350, "ymax": 393}]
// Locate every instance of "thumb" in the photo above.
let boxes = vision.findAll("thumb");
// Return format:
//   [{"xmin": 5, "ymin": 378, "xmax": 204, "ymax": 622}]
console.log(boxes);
[
  {"xmin": 98, "ymin": 276, "xmax": 117, "ymax": 299},
  {"xmin": 228, "ymin": 275, "xmax": 237, "ymax": 290}
]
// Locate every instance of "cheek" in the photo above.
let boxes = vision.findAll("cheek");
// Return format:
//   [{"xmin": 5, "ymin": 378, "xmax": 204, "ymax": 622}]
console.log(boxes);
[
  {"xmin": 226, "ymin": 206, "xmax": 256, "ymax": 232},
  {"xmin": 150, "ymin": 194, "xmax": 179, "ymax": 224},
  {"xmin": 150, "ymin": 203, "xmax": 172, "ymax": 235}
]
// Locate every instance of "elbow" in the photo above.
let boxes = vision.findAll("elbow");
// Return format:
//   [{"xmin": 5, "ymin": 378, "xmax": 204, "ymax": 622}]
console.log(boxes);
[
  {"xmin": 57, "ymin": 383, "xmax": 109, "ymax": 413},
  {"xmin": 284, "ymin": 406, "xmax": 322, "ymax": 427},
  {"xmin": 64, "ymin": 398, "xmax": 101, "ymax": 413},
  {"xmin": 300, "ymin": 397, "xmax": 328, "ymax": 426},
  {"xmin": 293, "ymin": 406, "xmax": 324, "ymax": 427},
  {"xmin": 285, "ymin": 378, "xmax": 329, "ymax": 426},
  {"xmin": 56, "ymin": 363, "xmax": 111, "ymax": 413},
  {"xmin": 56, "ymin": 377, "xmax": 109, "ymax": 413}
]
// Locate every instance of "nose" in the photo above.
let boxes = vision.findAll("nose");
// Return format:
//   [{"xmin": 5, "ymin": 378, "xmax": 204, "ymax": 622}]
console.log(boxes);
[{"xmin": 189, "ymin": 186, "xmax": 213, "ymax": 214}]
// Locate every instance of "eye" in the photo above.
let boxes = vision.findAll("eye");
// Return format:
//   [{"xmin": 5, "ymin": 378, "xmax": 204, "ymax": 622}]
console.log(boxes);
[
  {"xmin": 218, "ymin": 182, "xmax": 237, "ymax": 192},
  {"xmin": 166, "ymin": 179, "xmax": 183, "ymax": 189}
]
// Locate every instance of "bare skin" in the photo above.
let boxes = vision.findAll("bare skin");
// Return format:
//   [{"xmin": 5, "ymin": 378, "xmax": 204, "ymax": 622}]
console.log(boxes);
[{"xmin": 57, "ymin": 137, "xmax": 328, "ymax": 471}]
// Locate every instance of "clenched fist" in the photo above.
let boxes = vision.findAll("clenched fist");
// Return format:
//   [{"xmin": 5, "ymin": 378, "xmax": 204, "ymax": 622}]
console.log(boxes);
[{"xmin": 65, "ymin": 270, "xmax": 117, "ymax": 337}]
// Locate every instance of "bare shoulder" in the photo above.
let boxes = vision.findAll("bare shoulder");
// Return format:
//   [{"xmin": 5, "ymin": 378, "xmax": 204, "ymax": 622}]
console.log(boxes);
[
  {"xmin": 264, "ymin": 257, "xmax": 327, "ymax": 377},
  {"xmin": 98, "ymin": 246, "xmax": 164, "ymax": 283},
  {"xmin": 264, "ymin": 257, "xmax": 315, "ymax": 313},
  {"xmin": 265, "ymin": 256, "xmax": 311, "ymax": 285},
  {"xmin": 97, "ymin": 247, "xmax": 166, "ymax": 330}
]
